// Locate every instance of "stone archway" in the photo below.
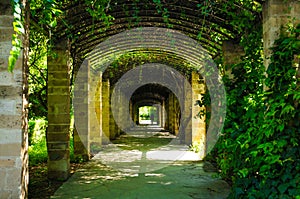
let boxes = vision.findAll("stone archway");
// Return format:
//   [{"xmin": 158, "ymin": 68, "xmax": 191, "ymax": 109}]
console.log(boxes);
[{"xmin": 0, "ymin": 0, "xmax": 300, "ymax": 198}]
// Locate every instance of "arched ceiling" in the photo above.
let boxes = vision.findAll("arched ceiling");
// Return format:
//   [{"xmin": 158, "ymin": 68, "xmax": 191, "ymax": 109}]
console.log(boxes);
[
  {"xmin": 50, "ymin": 0, "xmax": 262, "ymax": 62},
  {"xmin": 102, "ymin": 50, "xmax": 195, "ymax": 85},
  {"xmin": 131, "ymin": 83, "xmax": 172, "ymax": 105}
]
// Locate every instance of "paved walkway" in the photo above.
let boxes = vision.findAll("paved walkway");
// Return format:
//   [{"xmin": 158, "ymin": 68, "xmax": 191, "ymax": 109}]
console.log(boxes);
[{"xmin": 52, "ymin": 128, "xmax": 230, "ymax": 199}]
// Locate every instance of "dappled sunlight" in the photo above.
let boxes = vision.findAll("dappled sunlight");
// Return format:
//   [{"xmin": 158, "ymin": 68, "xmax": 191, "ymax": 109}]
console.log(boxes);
[{"xmin": 52, "ymin": 129, "xmax": 230, "ymax": 198}]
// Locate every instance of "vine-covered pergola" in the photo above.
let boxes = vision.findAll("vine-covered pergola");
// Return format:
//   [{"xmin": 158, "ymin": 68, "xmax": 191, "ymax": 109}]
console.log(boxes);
[
  {"xmin": 46, "ymin": 0, "xmax": 262, "ymax": 179},
  {"xmin": 0, "ymin": 0, "xmax": 299, "ymax": 198}
]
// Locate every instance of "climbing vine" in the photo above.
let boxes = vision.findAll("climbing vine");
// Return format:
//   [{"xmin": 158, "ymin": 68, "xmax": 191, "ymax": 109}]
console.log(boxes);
[
  {"xmin": 8, "ymin": 1, "xmax": 300, "ymax": 198},
  {"xmin": 8, "ymin": 0, "xmax": 24, "ymax": 72},
  {"xmin": 212, "ymin": 24, "xmax": 300, "ymax": 198}
]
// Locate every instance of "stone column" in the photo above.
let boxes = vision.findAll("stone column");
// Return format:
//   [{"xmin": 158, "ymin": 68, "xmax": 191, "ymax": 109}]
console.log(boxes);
[
  {"xmin": 89, "ymin": 72, "xmax": 102, "ymax": 151},
  {"xmin": 191, "ymin": 72, "xmax": 206, "ymax": 159},
  {"xmin": 0, "ymin": 1, "xmax": 28, "ymax": 197},
  {"xmin": 132, "ymin": 102, "xmax": 139, "ymax": 125},
  {"xmin": 102, "ymin": 78, "xmax": 110, "ymax": 144},
  {"xmin": 174, "ymin": 98, "xmax": 180, "ymax": 136},
  {"xmin": 165, "ymin": 99, "xmax": 169, "ymax": 130},
  {"xmin": 263, "ymin": 0, "xmax": 300, "ymax": 69},
  {"xmin": 222, "ymin": 40, "xmax": 244, "ymax": 79},
  {"xmin": 109, "ymin": 87, "xmax": 116, "ymax": 140},
  {"xmin": 154, "ymin": 104, "xmax": 160, "ymax": 126},
  {"xmin": 73, "ymin": 60, "xmax": 90, "ymax": 161},
  {"xmin": 47, "ymin": 41, "xmax": 70, "ymax": 180},
  {"xmin": 168, "ymin": 93, "xmax": 174, "ymax": 134},
  {"xmin": 161, "ymin": 100, "xmax": 166, "ymax": 128}
]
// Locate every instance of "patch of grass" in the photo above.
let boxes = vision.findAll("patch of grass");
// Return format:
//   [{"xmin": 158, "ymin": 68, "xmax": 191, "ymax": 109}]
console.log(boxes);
[
  {"xmin": 29, "ymin": 138, "xmax": 48, "ymax": 166},
  {"xmin": 28, "ymin": 118, "xmax": 48, "ymax": 166},
  {"xmin": 28, "ymin": 117, "xmax": 78, "ymax": 165}
]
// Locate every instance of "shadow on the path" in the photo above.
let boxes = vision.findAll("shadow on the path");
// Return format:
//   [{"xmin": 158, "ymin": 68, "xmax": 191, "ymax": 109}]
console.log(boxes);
[{"xmin": 51, "ymin": 130, "xmax": 230, "ymax": 199}]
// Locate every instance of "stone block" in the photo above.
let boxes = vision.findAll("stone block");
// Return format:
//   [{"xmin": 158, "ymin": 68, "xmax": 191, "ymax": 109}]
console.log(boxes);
[
  {"xmin": 0, "ymin": 129, "xmax": 21, "ymax": 144},
  {"xmin": 0, "ymin": 99, "xmax": 16, "ymax": 115},
  {"xmin": 0, "ymin": 71, "xmax": 14, "ymax": 86},
  {"xmin": 0, "ymin": 56, "xmax": 8, "ymax": 69},
  {"xmin": 47, "ymin": 133, "xmax": 70, "ymax": 142},
  {"xmin": 48, "ymin": 62, "xmax": 70, "ymax": 72},
  {"xmin": 48, "ymin": 104, "xmax": 69, "ymax": 114},
  {"xmin": 0, "ymin": 0, "xmax": 12, "ymax": 14},
  {"xmin": 48, "ymin": 170, "xmax": 69, "ymax": 181},
  {"xmin": 0, "ymin": 190, "xmax": 11, "ymax": 199},
  {"xmin": 47, "ymin": 158, "xmax": 69, "ymax": 172},
  {"xmin": 0, "ymin": 169, "xmax": 6, "ymax": 188},
  {"xmin": 48, "ymin": 79, "xmax": 70, "ymax": 87},
  {"xmin": 48, "ymin": 114, "xmax": 70, "ymax": 124},
  {"xmin": 0, "ymin": 115, "xmax": 22, "ymax": 129},
  {"xmin": 0, "ymin": 28, "xmax": 14, "ymax": 41},
  {"xmin": 6, "ymin": 168, "xmax": 21, "ymax": 189},
  {"xmin": 48, "ymin": 86, "xmax": 70, "ymax": 95},
  {"xmin": 0, "ymin": 158, "xmax": 15, "ymax": 167},
  {"xmin": 48, "ymin": 95, "xmax": 70, "ymax": 104},
  {"xmin": 0, "ymin": 43, "xmax": 11, "ymax": 57},
  {"xmin": 47, "ymin": 124, "xmax": 70, "ymax": 133},
  {"xmin": 48, "ymin": 149, "xmax": 69, "ymax": 161},
  {"xmin": 48, "ymin": 142, "xmax": 69, "ymax": 150},
  {"xmin": 0, "ymin": 143, "xmax": 21, "ymax": 156},
  {"xmin": 48, "ymin": 71, "xmax": 70, "ymax": 79},
  {"xmin": 0, "ymin": 86, "xmax": 22, "ymax": 99},
  {"xmin": 269, "ymin": 4, "xmax": 290, "ymax": 16},
  {"xmin": 0, "ymin": 16, "xmax": 13, "ymax": 27}
]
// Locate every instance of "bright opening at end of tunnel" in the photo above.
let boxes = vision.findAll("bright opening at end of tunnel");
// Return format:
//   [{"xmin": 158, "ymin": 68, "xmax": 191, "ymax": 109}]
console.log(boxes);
[{"xmin": 138, "ymin": 106, "xmax": 159, "ymax": 125}]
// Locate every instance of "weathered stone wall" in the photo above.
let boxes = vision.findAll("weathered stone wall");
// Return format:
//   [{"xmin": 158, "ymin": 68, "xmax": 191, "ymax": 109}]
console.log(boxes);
[
  {"xmin": 222, "ymin": 40, "xmax": 244, "ymax": 79},
  {"xmin": 47, "ymin": 41, "xmax": 70, "ymax": 180},
  {"xmin": 191, "ymin": 72, "xmax": 206, "ymax": 159},
  {"xmin": 89, "ymin": 72, "xmax": 102, "ymax": 151},
  {"xmin": 167, "ymin": 93, "xmax": 175, "ymax": 134},
  {"xmin": 102, "ymin": 78, "xmax": 110, "ymax": 144},
  {"xmin": 0, "ymin": 1, "xmax": 28, "ymax": 198},
  {"xmin": 263, "ymin": 0, "xmax": 300, "ymax": 68},
  {"xmin": 73, "ymin": 60, "xmax": 90, "ymax": 161}
]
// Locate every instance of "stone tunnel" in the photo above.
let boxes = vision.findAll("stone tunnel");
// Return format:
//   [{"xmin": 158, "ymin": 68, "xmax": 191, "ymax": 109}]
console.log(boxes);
[{"xmin": 0, "ymin": 0, "xmax": 300, "ymax": 198}]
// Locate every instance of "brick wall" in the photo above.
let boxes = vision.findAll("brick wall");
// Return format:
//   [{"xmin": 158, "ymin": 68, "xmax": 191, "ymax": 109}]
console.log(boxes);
[{"xmin": 0, "ymin": 1, "xmax": 27, "ymax": 198}]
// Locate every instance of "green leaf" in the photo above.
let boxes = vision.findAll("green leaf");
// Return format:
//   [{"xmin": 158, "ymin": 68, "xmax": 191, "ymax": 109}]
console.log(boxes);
[
  {"xmin": 8, "ymin": 55, "xmax": 17, "ymax": 72},
  {"xmin": 278, "ymin": 183, "xmax": 290, "ymax": 194},
  {"xmin": 238, "ymin": 168, "xmax": 248, "ymax": 178},
  {"xmin": 49, "ymin": 18, "xmax": 57, "ymax": 28}
]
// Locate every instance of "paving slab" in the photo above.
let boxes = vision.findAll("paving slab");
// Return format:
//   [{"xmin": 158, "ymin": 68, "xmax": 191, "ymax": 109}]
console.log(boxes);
[{"xmin": 52, "ymin": 131, "xmax": 230, "ymax": 199}]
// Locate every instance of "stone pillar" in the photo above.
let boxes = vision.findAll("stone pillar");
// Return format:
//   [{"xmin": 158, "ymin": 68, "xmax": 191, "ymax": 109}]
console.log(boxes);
[
  {"xmin": 191, "ymin": 72, "xmax": 206, "ymax": 159},
  {"xmin": 73, "ymin": 60, "xmax": 90, "ymax": 161},
  {"xmin": 0, "ymin": 1, "xmax": 28, "ymax": 197},
  {"xmin": 165, "ymin": 99, "xmax": 169, "ymax": 130},
  {"xmin": 263, "ymin": 0, "xmax": 300, "ymax": 69},
  {"xmin": 102, "ymin": 78, "xmax": 110, "ymax": 144},
  {"xmin": 109, "ymin": 87, "xmax": 116, "ymax": 140},
  {"xmin": 154, "ymin": 104, "xmax": 160, "ymax": 126},
  {"xmin": 162, "ymin": 100, "xmax": 166, "ymax": 128},
  {"xmin": 222, "ymin": 40, "xmax": 244, "ymax": 79},
  {"xmin": 47, "ymin": 41, "xmax": 70, "ymax": 180},
  {"xmin": 168, "ymin": 93, "xmax": 174, "ymax": 134},
  {"xmin": 132, "ymin": 102, "xmax": 139, "ymax": 125},
  {"xmin": 89, "ymin": 72, "xmax": 102, "ymax": 151},
  {"xmin": 121, "ymin": 90, "xmax": 130, "ymax": 130},
  {"xmin": 174, "ymin": 98, "xmax": 180, "ymax": 136}
]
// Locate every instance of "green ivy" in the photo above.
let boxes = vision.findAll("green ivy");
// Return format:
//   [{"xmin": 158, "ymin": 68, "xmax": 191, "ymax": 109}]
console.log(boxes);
[
  {"xmin": 213, "ymin": 24, "xmax": 300, "ymax": 198},
  {"xmin": 8, "ymin": 0, "xmax": 24, "ymax": 72}
]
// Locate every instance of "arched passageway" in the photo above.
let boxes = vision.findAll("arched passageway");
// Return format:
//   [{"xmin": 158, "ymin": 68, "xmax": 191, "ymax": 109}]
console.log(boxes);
[
  {"xmin": 0, "ymin": 0, "xmax": 300, "ymax": 198},
  {"xmin": 46, "ymin": 0, "xmax": 256, "ymax": 180}
]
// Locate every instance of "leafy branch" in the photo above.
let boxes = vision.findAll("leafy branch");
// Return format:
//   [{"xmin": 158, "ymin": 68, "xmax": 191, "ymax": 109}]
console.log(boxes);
[{"xmin": 8, "ymin": 0, "xmax": 24, "ymax": 72}]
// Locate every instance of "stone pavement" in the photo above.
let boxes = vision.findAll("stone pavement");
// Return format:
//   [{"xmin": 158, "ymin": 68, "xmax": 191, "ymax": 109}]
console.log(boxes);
[{"xmin": 52, "ymin": 128, "xmax": 230, "ymax": 198}]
